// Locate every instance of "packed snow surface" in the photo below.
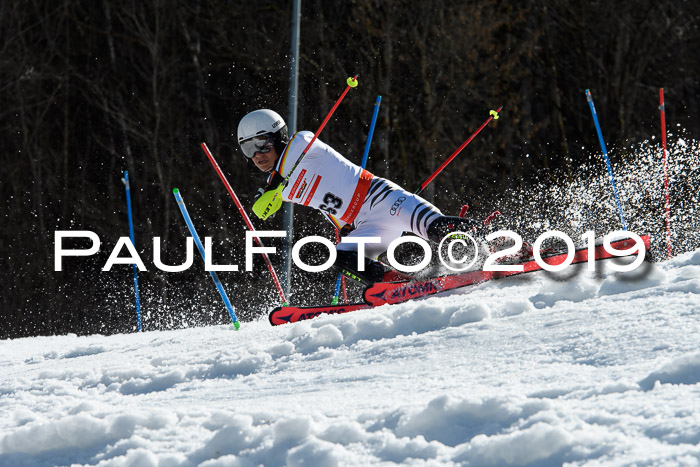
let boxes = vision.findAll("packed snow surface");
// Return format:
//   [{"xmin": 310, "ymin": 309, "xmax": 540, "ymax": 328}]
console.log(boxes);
[{"xmin": 2, "ymin": 250, "xmax": 700, "ymax": 466}]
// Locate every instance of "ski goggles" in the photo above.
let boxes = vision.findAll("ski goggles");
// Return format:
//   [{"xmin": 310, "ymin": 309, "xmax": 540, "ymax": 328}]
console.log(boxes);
[{"xmin": 239, "ymin": 134, "xmax": 275, "ymax": 159}]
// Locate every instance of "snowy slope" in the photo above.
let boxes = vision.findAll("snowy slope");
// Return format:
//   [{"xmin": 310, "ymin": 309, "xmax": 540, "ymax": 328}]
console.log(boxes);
[{"xmin": 1, "ymin": 250, "xmax": 699, "ymax": 466}]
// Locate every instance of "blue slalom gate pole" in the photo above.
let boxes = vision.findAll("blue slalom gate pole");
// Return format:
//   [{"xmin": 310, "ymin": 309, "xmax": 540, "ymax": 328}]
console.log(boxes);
[
  {"xmin": 361, "ymin": 96, "xmax": 382, "ymax": 168},
  {"xmin": 172, "ymin": 188, "xmax": 240, "ymax": 330},
  {"xmin": 585, "ymin": 89, "xmax": 627, "ymax": 230},
  {"xmin": 332, "ymin": 96, "xmax": 382, "ymax": 305},
  {"xmin": 122, "ymin": 171, "xmax": 142, "ymax": 332}
]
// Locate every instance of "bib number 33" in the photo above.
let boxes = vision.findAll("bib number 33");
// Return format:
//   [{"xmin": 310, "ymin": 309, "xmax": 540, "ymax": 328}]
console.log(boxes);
[{"xmin": 319, "ymin": 192, "xmax": 343, "ymax": 215}]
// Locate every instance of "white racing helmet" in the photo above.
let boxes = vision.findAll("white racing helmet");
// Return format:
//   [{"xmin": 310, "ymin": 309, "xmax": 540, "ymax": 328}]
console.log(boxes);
[{"xmin": 237, "ymin": 109, "xmax": 289, "ymax": 159}]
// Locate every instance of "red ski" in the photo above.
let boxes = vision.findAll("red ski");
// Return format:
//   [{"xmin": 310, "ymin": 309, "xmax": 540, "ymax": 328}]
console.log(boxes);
[
  {"xmin": 365, "ymin": 235, "xmax": 650, "ymax": 306},
  {"xmin": 269, "ymin": 303, "xmax": 372, "ymax": 326},
  {"xmin": 269, "ymin": 235, "xmax": 650, "ymax": 325}
]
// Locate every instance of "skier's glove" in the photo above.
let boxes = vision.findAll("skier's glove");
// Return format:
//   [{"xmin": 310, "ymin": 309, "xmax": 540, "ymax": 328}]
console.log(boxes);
[
  {"xmin": 252, "ymin": 171, "xmax": 285, "ymax": 220},
  {"xmin": 253, "ymin": 187, "xmax": 266, "ymax": 202},
  {"xmin": 265, "ymin": 171, "xmax": 284, "ymax": 190}
]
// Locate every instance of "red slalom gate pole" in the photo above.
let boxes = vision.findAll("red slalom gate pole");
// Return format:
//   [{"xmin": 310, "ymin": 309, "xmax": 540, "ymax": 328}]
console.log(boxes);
[
  {"xmin": 201, "ymin": 142, "xmax": 289, "ymax": 304},
  {"xmin": 416, "ymin": 107, "xmax": 502, "ymax": 195},
  {"xmin": 659, "ymin": 88, "xmax": 672, "ymax": 259}
]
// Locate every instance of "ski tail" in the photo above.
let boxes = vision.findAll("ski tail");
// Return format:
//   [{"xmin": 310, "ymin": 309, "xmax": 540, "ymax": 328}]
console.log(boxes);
[{"xmin": 269, "ymin": 303, "xmax": 372, "ymax": 326}]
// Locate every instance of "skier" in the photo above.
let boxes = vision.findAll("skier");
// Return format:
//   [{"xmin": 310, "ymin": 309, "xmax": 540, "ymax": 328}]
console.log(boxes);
[{"xmin": 237, "ymin": 109, "xmax": 484, "ymax": 285}]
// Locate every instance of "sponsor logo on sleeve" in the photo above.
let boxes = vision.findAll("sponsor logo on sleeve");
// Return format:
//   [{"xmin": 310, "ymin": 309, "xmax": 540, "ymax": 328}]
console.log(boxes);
[{"xmin": 390, "ymin": 196, "xmax": 406, "ymax": 216}]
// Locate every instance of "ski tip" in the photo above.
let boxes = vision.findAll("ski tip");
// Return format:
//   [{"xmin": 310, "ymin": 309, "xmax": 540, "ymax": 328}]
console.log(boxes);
[{"xmin": 234, "ymin": 321, "xmax": 240, "ymax": 331}]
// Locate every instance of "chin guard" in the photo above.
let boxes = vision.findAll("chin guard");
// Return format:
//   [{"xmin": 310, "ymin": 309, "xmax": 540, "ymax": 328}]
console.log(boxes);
[{"xmin": 252, "ymin": 183, "xmax": 284, "ymax": 220}]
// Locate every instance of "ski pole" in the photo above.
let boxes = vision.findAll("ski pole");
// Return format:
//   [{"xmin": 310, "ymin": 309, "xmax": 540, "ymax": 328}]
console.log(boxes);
[
  {"xmin": 659, "ymin": 88, "xmax": 672, "ymax": 258},
  {"xmin": 201, "ymin": 142, "xmax": 288, "ymax": 305},
  {"xmin": 253, "ymin": 76, "xmax": 359, "ymax": 220},
  {"xmin": 172, "ymin": 188, "xmax": 240, "ymax": 330},
  {"xmin": 121, "ymin": 171, "xmax": 142, "ymax": 332},
  {"xmin": 415, "ymin": 107, "xmax": 502, "ymax": 195},
  {"xmin": 585, "ymin": 89, "xmax": 627, "ymax": 230},
  {"xmin": 332, "ymin": 95, "xmax": 382, "ymax": 305}
]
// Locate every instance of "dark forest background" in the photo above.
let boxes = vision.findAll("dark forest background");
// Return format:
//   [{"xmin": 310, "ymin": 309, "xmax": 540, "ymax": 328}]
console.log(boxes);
[{"xmin": 2, "ymin": 0, "xmax": 699, "ymax": 339}]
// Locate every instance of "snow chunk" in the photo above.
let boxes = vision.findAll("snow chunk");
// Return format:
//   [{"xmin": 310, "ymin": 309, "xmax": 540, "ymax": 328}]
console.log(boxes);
[
  {"xmin": 393, "ymin": 395, "xmax": 551, "ymax": 447},
  {"xmin": 256, "ymin": 417, "xmax": 314, "ymax": 466},
  {"xmin": 119, "ymin": 369, "xmax": 187, "ymax": 395},
  {"xmin": 0, "ymin": 413, "xmax": 110, "ymax": 455},
  {"xmin": 286, "ymin": 437, "xmax": 343, "ymax": 467},
  {"xmin": 690, "ymin": 250, "xmax": 700, "ymax": 265},
  {"xmin": 188, "ymin": 415, "xmax": 262, "ymax": 463},
  {"xmin": 392, "ymin": 302, "xmax": 453, "ymax": 335},
  {"xmin": 496, "ymin": 300, "xmax": 535, "ymax": 317},
  {"xmin": 203, "ymin": 352, "xmax": 272, "ymax": 379},
  {"xmin": 338, "ymin": 314, "xmax": 395, "ymax": 343},
  {"xmin": 449, "ymin": 303, "xmax": 490, "ymax": 326},
  {"xmin": 530, "ymin": 276, "xmax": 598, "ymax": 308},
  {"xmin": 273, "ymin": 417, "xmax": 312, "ymax": 444},
  {"xmin": 293, "ymin": 324, "xmax": 344, "ymax": 353},
  {"xmin": 0, "ymin": 410, "xmax": 176, "ymax": 456},
  {"xmin": 376, "ymin": 433, "xmax": 440, "ymax": 462},
  {"xmin": 319, "ymin": 421, "xmax": 367, "ymax": 445},
  {"xmin": 672, "ymin": 249, "xmax": 700, "ymax": 267},
  {"xmin": 666, "ymin": 279, "xmax": 700, "ymax": 294},
  {"xmin": 97, "ymin": 448, "xmax": 159, "ymax": 467},
  {"xmin": 198, "ymin": 455, "xmax": 245, "ymax": 467},
  {"xmin": 639, "ymin": 351, "xmax": 700, "ymax": 390},
  {"xmin": 62, "ymin": 345, "xmax": 107, "ymax": 359},
  {"xmin": 598, "ymin": 265, "xmax": 668, "ymax": 296},
  {"xmin": 672, "ymin": 265, "xmax": 700, "ymax": 282},
  {"xmin": 268, "ymin": 342, "xmax": 295, "ymax": 358},
  {"xmin": 453, "ymin": 422, "xmax": 572, "ymax": 466}
]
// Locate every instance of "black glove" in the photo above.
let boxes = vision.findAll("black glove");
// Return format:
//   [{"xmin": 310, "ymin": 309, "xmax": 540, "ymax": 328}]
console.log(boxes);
[
  {"xmin": 254, "ymin": 187, "xmax": 265, "ymax": 202},
  {"xmin": 265, "ymin": 171, "xmax": 284, "ymax": 191}
]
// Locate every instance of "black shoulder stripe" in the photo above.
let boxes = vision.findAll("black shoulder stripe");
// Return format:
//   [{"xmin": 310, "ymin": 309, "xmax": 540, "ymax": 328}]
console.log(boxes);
[
  {"xmin": 363, "ymin": 178, "xmax": 385, "ymax": 205},
  {"xmin": 421, "ymin": 212, "xmax": 441, "ymax": 234},
  {"xmin": 368, "ymin": 184, "xmax": 392, "ymax": 209},
  {"xmin": 413, "ymin": 205, "xmax": 434, "ymax": 233},
  {"xmin": 411, "ymin": 205, "xmax": 429, "ymax": 232},
  {"xmin": 371, "ymin": 186, "xmax": 394, "ymax": 209}
]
